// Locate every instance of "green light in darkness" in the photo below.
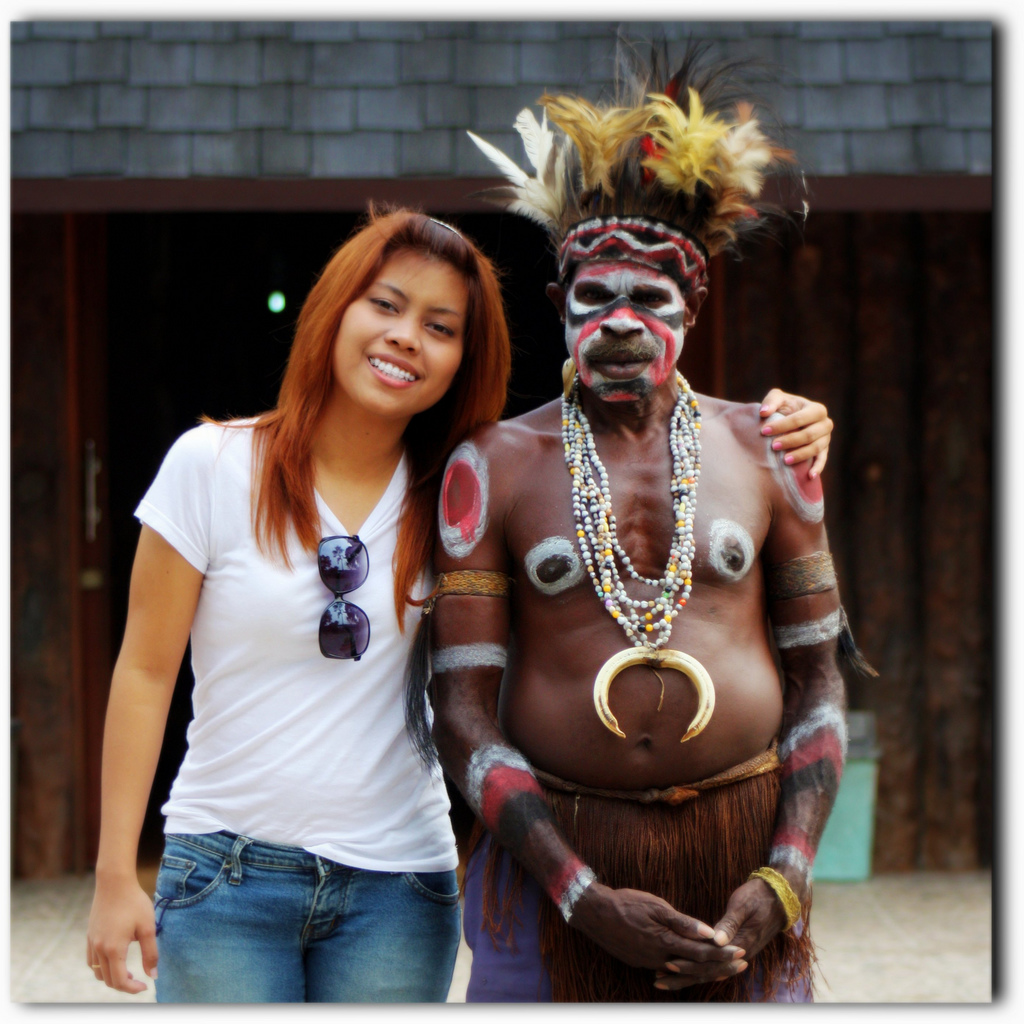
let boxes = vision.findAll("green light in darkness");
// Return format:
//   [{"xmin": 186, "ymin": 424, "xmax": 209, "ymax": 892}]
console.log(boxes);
[{"xmin": 268, "ymin": 290, "xmax": 286, "ymax": 313}]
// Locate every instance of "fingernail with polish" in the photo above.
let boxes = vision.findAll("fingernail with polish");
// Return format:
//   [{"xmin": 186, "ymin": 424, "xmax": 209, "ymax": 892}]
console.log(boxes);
[
  {"xmin": 772, "ymin": 439, "xmax": 782, "ymax": 450},
  {"xmin": 761, "ymin": 425, "xmax": 772, "ymax": 435},
  {"xmin": 784, "ymin": 453, "xmax": 794, "ymax": 464}
]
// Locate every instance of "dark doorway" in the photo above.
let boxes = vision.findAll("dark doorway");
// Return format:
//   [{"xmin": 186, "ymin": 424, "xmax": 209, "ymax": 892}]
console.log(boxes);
[{"xmin": 105, "ymin": 210, "xmax": 570, "ymax": 854}]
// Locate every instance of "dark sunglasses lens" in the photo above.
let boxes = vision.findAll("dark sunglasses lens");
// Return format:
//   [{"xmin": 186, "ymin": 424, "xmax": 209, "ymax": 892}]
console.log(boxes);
[
  {"xmin": 319, "ymin": 600, "xmax": 371, "ymax": 659},
  {"xmin": 319, "ymin": 536, "xmax": 369, "ymax": 593}
]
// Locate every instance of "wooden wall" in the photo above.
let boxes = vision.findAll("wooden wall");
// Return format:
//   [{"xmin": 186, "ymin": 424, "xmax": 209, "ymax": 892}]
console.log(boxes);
[
  {"xmin": 719, "ymin": 212, "xmax": 992, "ymax": 870},
  {"xmin": 10, "ymin": 216, "xmax": 77, "ymax": 877},
  {"xmin": 8, "ymin": 208, "xmax": 992, "ymax": 877}
]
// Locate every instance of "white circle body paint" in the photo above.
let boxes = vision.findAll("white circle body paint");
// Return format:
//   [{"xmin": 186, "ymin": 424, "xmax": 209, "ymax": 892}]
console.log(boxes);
[
  {"xmin": 524, "ymin": 536, "xmax": 585, "ymax": 595},
  {"xmin": 438, "ymin": 441, "xmax": 489, "ymax": 559},
  {"xmin": 707, "ymin": 519, "xmax": 756, "ymax": 582}
]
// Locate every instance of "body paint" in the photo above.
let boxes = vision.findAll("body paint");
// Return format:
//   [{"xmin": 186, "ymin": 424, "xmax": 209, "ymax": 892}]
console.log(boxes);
[
  {"xmin": 525, "ymin": 536, "xmax": 585, "ymax": 595},
  {"xmin": 773, "ymin": 609, "xmax": 843, "ymax": 649},
  {"xmin": 565, "ymin": 261, "xmax": 687, "ymax": 400},
  {"xmin": 439, "ymin": 441, "xmax": 489, "ymax": 558},
  {"xmin": 764, "ymin": 413, "xmax": 824, "ymax": 523},
  {"xmin": 771, "ymin": 700, "xmax": 847, "ymax": 889},
  {"xmin": 465, "ymin": 744, "xmax": 596, "ymax": 922},
  {"xmin": 707, "ymin": 519, "xmax": 755, "ymax": 582},
  {"xmin": 432, "ymin": 642, "xmax": 507, "ymax": 675}
]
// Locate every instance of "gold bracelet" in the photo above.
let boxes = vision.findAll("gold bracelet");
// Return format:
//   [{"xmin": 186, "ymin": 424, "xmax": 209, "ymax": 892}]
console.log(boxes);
[{"xmin": 748, "ymin": 867, "xmax": 802, "ymax": 930}]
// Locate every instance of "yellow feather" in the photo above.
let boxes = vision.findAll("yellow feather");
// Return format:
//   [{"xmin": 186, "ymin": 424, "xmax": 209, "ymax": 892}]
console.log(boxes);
[
  {"xmin": 640, "ymin": 90, "xmax": 731, "ymax": 195},
  {"xmin": 716, "ymin": 119, "xmax": 774, "ymax": 196},
  {"xmin": 541, "ymin": 94, "xmax": 648, "ymax": 196}
]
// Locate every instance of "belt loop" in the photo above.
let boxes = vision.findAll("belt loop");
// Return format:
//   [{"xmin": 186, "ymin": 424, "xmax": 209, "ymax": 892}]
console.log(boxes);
[{"xmin": 228, "ymin": 835, "xmax": 252, "ymax": 885}]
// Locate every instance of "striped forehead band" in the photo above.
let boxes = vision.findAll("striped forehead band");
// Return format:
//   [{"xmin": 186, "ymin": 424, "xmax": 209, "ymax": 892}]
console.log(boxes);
[{"xmin": 558, "ymin": 216, "xmax": 709, "ymax": 293}]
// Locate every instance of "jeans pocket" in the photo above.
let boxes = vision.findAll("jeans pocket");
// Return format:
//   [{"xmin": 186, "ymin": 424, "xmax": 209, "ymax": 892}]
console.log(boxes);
[
  {"xmin": 154, "ymin": 838, "xmax": 228, "ymax": 908},
  {"xmin": 403, "ymin": 870, "xmax": 460, "ymax": 906}
]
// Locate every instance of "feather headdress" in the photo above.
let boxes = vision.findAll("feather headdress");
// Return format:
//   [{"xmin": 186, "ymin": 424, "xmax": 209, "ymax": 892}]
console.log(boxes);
[{"xmin": 468, "ymin": 42, "xmax": 801, "ymax": 266}]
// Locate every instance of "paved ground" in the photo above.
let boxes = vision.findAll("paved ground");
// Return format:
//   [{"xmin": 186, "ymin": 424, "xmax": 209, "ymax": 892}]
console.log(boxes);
[{"xmin": 9, "ymin": 869, "xmax": 991, "ymax": 1004}]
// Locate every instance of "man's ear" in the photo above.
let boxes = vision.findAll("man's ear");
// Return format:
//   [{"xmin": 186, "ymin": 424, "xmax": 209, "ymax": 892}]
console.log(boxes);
[
  {"xmin": 546, "ymin": 282, "xmax": 567, "ymax": 323},
  {"xmin": 683, "ymin": 285, "xmax": 708, "ymax": 330}
]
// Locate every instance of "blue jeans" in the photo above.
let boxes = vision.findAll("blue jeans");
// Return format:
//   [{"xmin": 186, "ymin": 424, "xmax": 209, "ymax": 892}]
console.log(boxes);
[{"xmin": 152, "ymin": 831, "xmax": 460, "ymax": 1003}]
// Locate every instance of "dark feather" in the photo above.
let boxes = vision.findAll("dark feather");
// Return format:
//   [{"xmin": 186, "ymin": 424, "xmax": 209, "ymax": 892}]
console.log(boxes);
[
  {"xmin": 838, "ymin": 607, "xmax": 879, "ymax": 678},
  {"xmin": 404, "ymin": 614, "xmax": 440, "ymax": 768}
]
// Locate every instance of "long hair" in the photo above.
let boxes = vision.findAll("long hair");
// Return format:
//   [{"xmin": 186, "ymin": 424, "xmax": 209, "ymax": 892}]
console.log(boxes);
[{"xmin": 245, "ymin": 206, "xmax": 511, "ymax": 624}]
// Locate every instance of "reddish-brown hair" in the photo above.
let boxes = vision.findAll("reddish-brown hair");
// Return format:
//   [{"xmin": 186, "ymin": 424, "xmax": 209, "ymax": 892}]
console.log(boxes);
[{"xmin": 242, "ymin": 207, "xmax": 510, "ymax": 624}]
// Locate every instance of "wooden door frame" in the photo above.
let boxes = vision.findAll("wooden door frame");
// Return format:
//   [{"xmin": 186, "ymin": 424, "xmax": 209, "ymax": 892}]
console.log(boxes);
[{"xmin": 65, "ymin": 213, "xmax": 112, "ymax": 869}]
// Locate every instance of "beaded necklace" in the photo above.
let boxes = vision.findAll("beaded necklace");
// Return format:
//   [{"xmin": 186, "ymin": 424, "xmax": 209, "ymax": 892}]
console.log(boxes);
[{"xmin": 561, "ymin": 372, "xmax": 702, "ymax": 652}]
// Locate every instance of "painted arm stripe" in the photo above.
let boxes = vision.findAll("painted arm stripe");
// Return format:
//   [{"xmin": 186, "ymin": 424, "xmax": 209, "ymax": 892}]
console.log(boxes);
[
  {"xmin": 779, "ymin": 731, "xmax": 845, "ymax": 782},
  {"xmin": 771, "ymin": 828, "xmax": 817, "ymax": 865},
  {"xmin": 778, "ymin": 703, "xmax": 848, "ymax": 761},
  {"xmin": 478, "ymin": 766, "xmax": 545, "ymax": 832},
  {"xmin": 432, "ymin": 642, "xmax": 508, "ymax": 675},
  {"xmin": 773, "ymin": 609, "xmax": 842, "ymax": 649},
  {"xmin": 780, "ymin": 762, "xmax": 841, "ymax": 808},
  {"xmin": 552, "ymin": 863, "xmax": 597, "ymax": 922},
  {"xmin": 466, "ymin": 745, "xmax": 532, "ymax": 805},
  {"xmin": 769, "ymin": 843, "xmax": 813, "ymax": 880}
]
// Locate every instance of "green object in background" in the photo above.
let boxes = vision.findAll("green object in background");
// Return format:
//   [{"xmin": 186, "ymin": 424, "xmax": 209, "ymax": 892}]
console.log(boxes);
[{"xmin": 814, "ymin": 711, "xmax": 880, "ymax": 882}]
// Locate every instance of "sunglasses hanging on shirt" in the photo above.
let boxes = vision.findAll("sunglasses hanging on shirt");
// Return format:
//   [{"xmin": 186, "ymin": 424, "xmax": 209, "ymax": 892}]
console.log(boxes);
[{"xmin": 318, "ymin": 535, "xmax": 370, "ymax": 660}]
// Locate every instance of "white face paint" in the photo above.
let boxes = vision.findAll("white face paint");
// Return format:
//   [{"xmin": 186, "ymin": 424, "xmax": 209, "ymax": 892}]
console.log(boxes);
[
  {"xmin": 773, "ymin": 609, "xmax": 843, "ymax": 649},
  {"xmin": 565, "ymin": 261, "xmax": 688, "ymax": 401},
  {"xmin": 707, "ymin": 519, "xmax": 755, "ymax": 582},
  {"xmin": 525, "ymin": 536, "xmax": 585, "ymax": 596},
  {"xmin": 438, "ymin": 440, "xmax": 489, "ymax": 559}
]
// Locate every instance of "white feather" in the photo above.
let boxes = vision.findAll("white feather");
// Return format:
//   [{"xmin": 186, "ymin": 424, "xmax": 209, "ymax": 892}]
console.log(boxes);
[
  {"xmin": 467, "ymin": 121, "xmax": 566, "ymax": 232},
  {"xmin": 514, "ymin": 108, "xmax": 554, "ymax": 177},
  {"xmin": 466, "ymin": 130, "xmax": 530, "ymax": 188}
]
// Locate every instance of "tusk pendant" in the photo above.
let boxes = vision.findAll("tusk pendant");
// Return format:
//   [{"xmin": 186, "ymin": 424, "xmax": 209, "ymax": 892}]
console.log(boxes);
[{"xmin": 593, "ymin": 648, "xmax": 715, "ymax": 743}]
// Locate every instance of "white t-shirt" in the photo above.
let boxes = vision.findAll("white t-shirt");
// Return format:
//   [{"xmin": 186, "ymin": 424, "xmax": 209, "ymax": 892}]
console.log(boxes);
[{"xmin": 135, "ymin": 422, "xmax": 457, "ymax": 872}]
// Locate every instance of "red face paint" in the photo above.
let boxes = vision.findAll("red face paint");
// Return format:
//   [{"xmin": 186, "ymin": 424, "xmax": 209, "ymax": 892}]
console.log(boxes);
[{"xmin": 566, "ymin": 261, "xmax": 687, "ymax": 397}]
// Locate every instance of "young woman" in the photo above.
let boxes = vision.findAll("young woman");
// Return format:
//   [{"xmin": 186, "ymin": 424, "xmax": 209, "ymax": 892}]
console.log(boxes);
[{"xmin": 85, "ymin": 208, "xmax": 832, "ymax": 1002}]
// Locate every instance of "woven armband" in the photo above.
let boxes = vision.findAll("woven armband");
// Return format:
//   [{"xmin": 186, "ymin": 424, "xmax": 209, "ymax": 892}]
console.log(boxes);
[
  {"xmin": 766, "ymin": 552, "xmax": 837, "ymax": 602},
  {"xmin": 748, "ymin": 867, "xmax": 802, "ymax": 930},
  {"xmin": 422, "ymin": 570, "xmax": 512, "ymax": 615}
]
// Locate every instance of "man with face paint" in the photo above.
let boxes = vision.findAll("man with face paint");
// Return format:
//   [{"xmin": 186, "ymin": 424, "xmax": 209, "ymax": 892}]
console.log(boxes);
[{"xmin": 414, "ymin": 48, "xmax": 869, "ymax": 1003}]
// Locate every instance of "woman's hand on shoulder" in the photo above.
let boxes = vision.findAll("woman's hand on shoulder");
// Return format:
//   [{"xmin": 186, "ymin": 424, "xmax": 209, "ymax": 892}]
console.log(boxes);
[
  {"xmin": 758, "ymin": 389, "xmax": 833, "ymax": 478},
  {"xmin": 86, "ymin": 873, "xmax": 158, "ymax": 994}
]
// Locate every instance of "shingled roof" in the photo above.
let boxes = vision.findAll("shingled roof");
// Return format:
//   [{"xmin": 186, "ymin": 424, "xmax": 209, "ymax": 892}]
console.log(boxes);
[{"xmin": 10, "ymin": 20, "xmax": 992, "ymax": 179}]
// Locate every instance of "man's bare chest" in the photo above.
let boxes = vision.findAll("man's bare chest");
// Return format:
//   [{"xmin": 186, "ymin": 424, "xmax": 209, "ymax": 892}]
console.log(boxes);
[{"xmin": 505, "ymin": 445, "xmax": 771, "ymax": 597}]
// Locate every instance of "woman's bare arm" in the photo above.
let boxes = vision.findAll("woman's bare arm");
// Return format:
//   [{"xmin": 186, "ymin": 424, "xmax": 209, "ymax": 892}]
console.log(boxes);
[{"xmin": 86, "ymin": 526, "xmax": 203, "ymax": 994}]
